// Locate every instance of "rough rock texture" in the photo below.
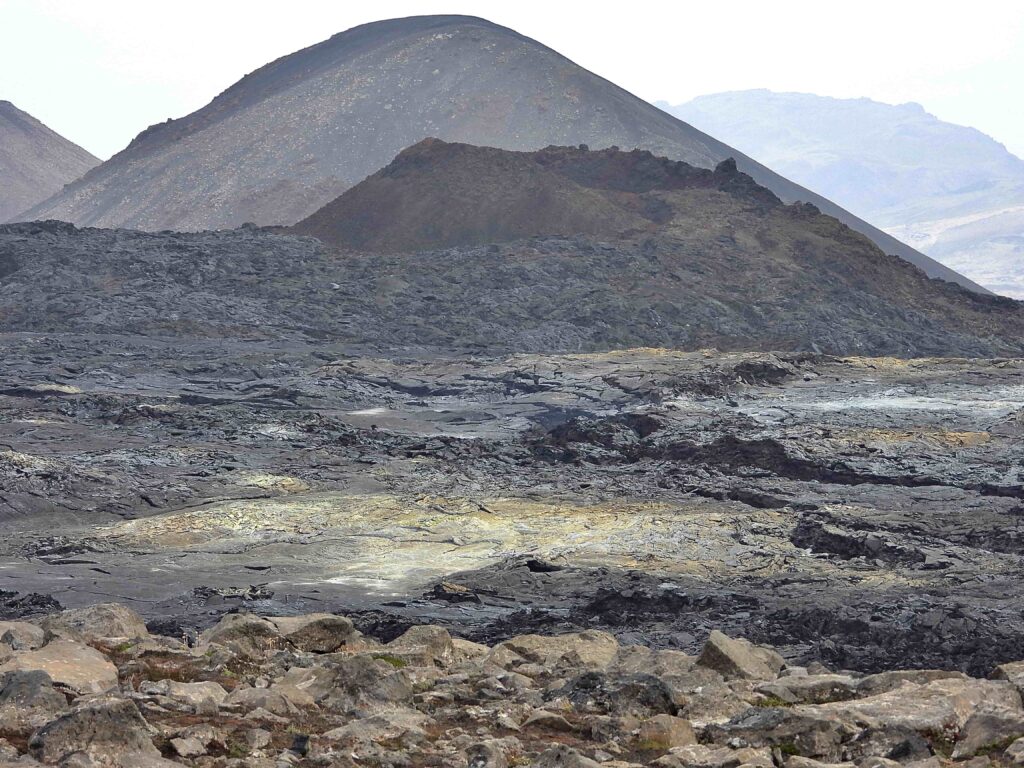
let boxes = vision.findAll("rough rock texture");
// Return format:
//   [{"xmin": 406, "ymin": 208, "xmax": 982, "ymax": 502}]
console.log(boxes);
[
  {"xmin": 3, "ymin": 341, "xmax": 1024, "ymax": 677},
  {"xmin": 15, "ymin": 15, "xmax": 980, "ymax": 292},
  {"xmin": 0, "ymin": 101, "xmax": 98, "ymax": 224},
  {"xmin": 1, "ymin": 218, "xmax": 1021, "ymax": 358},
  {"xmin": 0, "ymin": 606, "xmax": 1019, "ymax": 766}
]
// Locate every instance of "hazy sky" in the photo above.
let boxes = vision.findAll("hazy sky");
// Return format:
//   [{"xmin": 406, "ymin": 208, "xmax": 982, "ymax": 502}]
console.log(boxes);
[{"xmin": 2, "ymin": 0, "xmax": 1022, "ymax": 160}]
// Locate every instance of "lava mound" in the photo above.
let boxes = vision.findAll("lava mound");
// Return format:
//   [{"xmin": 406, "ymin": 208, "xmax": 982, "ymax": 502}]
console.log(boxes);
[{"xmin": 292, "ymin": 139, "xmax": 779, "ymax": 252}]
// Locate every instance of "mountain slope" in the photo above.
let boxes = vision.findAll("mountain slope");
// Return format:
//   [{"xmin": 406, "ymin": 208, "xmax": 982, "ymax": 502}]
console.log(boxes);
[
  {"xmin": 0, "ymin": 101, "xmax": 99, "ymax": 223},
  {"xmin": 16, "ymin": 15, "xmax": 983, "ymax": 293},
  {"xmin": 664, "ymin": 90, "xmax": 1024, "ymax": 297}
]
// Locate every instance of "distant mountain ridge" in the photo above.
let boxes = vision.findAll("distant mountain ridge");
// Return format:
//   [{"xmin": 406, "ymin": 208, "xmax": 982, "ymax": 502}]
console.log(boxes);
[
  {"xmin": 0, "ymin": 101, "xmax": 99, "ymax": 223},
  {"xmin": 13, "ymin": 15, "xmax": 984, "ymax": 293},
  {"xmin": 663, "ymin": 90, "xmax": 1024, "ymax": 297}
]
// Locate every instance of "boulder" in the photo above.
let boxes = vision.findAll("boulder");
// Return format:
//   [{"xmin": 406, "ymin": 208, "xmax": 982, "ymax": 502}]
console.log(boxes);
[
  {"xmin": 225, "ymin": 685, "xmax": 299, "ymax": 717},
  {"xmin": 0, "ymin": 639, "xmax": 118, "ymax": 696},
  {"xmin": 612, "ymin": 646, "xmax": 697, "ymax": 682},
  {"xmin": 452, "ymin": 636, "xmax": 489, "ymax": 657},
  {"xmin": 169, "ymin": 736, "xmax": 206, "ymax": 758},
  {"xmin": 786, "ymin": 758, "xmax": 855, "ymax": 768},
  {"xmin": 696, "ymin": 631, "xmax": 784, "ymax": 681},
  {"xmin": 271, "ymin": 654, "xmax": 413, "ymax": 712},
  {"xmin": 317, "ymin": 708, "xmax": 432, "ymax": 749},
  {"xmin": 992, "ymin": 661, "xmax": 1024, "ymax": 696},
  {"xmin": 1006, "ymin": 737, "xmax": 1024, "ymax": 765},
  {"xmin": 386, "ymin": 625, "xmax": 455, "ymax": 667},
  {"xmin": 197, "ymin": 613, "xmax": 283, "ymax": 659},
  {"xmin": 38, "ymin": 603, "xmax": 149, "ymax": 645},
  {"xmin": 952, "ymin": 705, "xmax": 1024, "ymax": 759},
  {"xmin": 655, "ymin": 744, "xmax": 773, "ymax": 768},
  {"xmin": 704, "ymin": 707, "xmax": 852, "ymax": 760},
  {"xmin": 267, "ymin": 613, "xmax": 356, "ymax": 653},
  {"xmin": 842, "ymin": 725, "xmax": 932, "ymax": 762},
  {"xmin": 550, "ymin": 672, "xmax": 679, "ymax": 717},
  {"xmin": 532, "ymin": 745, "xmax": 601, "ymax": 768},
  {"xmin": 488, "ymin": 630, "xmax": 618, "ymax": 679},
  {"xmin": 29, "ymin": 695, "xmax": 177, "ymax": 767},
  {"xmin": 0, "ymin": 670, "xmax": 68, "ymax": 731},
  {"xmin": 138, "ymin": 679, "xmax": 228, "ymax": 710},
  {"xmin": 0, "ymin": 621, "xmax": 46, "ymax": 652},
  {"xmin": 636, "ymin": 714, "xmax": 697, "ymax": 749},
  {"xmin": 757, "ymin": 674, "xmax": 858, "ymax": 705},
  {"xmin": 809, "ymin": 676, "xmax": 1022, "ymax": 735},
  {"xmin": 856, "ymin": 669, "xmax": 967, "ymax": 697}
]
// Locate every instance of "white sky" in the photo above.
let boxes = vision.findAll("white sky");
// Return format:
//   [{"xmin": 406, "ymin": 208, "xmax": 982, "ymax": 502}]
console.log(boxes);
[{"xmin": 1, "ymin": 0, "xmax": 1022, "ymax": 160}]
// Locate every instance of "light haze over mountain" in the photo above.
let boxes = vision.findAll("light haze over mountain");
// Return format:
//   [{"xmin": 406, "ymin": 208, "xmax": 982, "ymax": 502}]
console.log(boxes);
[
  {"xmin": 0, "ymin": 100, "xmax": 98, "ymax": 223},
  {"xmin": 664, "ymin": 90, "xmax": 1024, "ymax": 298}
]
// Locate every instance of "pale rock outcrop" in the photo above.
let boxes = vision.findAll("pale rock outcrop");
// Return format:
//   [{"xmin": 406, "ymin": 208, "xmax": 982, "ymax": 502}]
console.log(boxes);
[
  {"xmin": 38, "ymin": 603, "xmax": 149, "ymax": 645},
  {"xmin": 0, "ymin": 639, "xmax": 118, "ymax": 696},
  {"xmin": 266, "ymin": 613, "xmax": 356, "ymax": 653},
  {"xmin": 696, "ymin": 631, "xmax": 784, "ymax": 681}
]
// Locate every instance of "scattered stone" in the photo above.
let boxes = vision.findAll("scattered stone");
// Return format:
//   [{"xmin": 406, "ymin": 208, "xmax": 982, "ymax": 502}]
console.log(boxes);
[
  {"xmin": 267, "ymin": 613, "xmax": 355, "ymax": 653},
  {"xmin": 38, "ymin": 603, "xmax": 149, "ymax": 645},
  {"xmin": 0, "ymin": 670, "xmax": 68, "ymax": 730},
  {"xmin": 29, "ymin": 696, "xmax": 176, "ymax": 767},
  {"xmin": 636, "ymin": 714, "xmax": 696, "ymax": 749},
  {"xmin": 197, "ymin": 613, "xmax": 282, "ymax": 659},
  {"xmin": 170, "ymin": 736, "xmax": 206, "ymax": 758},
  {"xmin": 952, "ymin": 705, "xmax": 1024, "ymax": 759},
  {"xmin": 696, "ymin": 631, "xmax": 784, "ymax": 681},
  {"xmin": 0, "ymin": 621, "xmax": 46, "ymax": 652},
  {"xmin": 533, "ymin": 745, "xmax": 601, "ymax": 768},
  {"xmin": 0, "ymin": 638, "xmax": 118, "ymax": 695}
]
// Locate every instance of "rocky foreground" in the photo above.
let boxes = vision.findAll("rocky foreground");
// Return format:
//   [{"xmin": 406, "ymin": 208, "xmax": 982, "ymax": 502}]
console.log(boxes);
[{"xmin": 2, "ymin": 602, "xmax": 1024, "ymax": 768}]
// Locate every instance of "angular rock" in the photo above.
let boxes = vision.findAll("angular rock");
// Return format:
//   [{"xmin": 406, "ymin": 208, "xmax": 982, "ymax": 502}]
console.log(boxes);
[
  {"xmin": 0, "ymin": 621, "xmax": 46, "ymax": 652},
  {"xmin": 225, "ymin": 685, "xmax": 299, "ymax": 717},
  {"xmin": 488, "ymin": 630, "xmax": 618, "ymax": 679},
  {"xmin": 197, "ymin": 613, "xmax": 283, "ymax": 659},
  {"xmin": 696, "ymin": 631, "xmax": 784, "ymax": 681},
  {"xmin": 523, "ymin": 709, "xmax": 575, "ymax": 732},
  {"xmin": 856, "ymin": 669, "xmax": 967, "ymax": 697},
  {"xmin": 656, "ymin": 744, "xmax": 773, "ymax": 768},
  {"xmin": 29, "ymin": 696, "xmax": 176, "ymax": 767},
  {"xmin": 267, "ymin": 613, "xmax": 356, "ymax": 653},
  {"xmin": 0, "ymin": 639, "xmax": 118, "ymax": 696},
  {"xmin": 138, "ymin": 679, "xmax": 228, "ymax": 710},
  {"xmin": 533, "ymin": 745, "xmax": 601, "ymax": 768},
  {"xmin": 636, "ymin": 714, "xmax": 697, "ymax": 749},
  {"xmin": 952, "ymin": 705, "xmax": 1024, "ymax": 759},
  {"xmin": 1006, "ymin": 737, "xmax": 1024, "ymax": 765},
  {"xmin": 318, "ymin": 708, "xmax": 432, "ymax": 749},
  {"xmin": 551, "ymin": 671, "xmax": 678, "ymax": 717},
  {"xmin": 272, "ymin": 654, "xmax": 413, "ymax": 712},
  {"xmin": 38, "ymin": 603, "xmax": 149, "ymax": 645},
  {"xmin": 386, "ymin": 624, "xmax": 455, "ymax": 667},
  {"xmin": 992, "ymin": 661, "xmax": 1024, "ymax": 696},
  {"xmin": 758, "ymin": 674, "xmax": 858, "ymax": 705},
  {"xmin": 0, "ymin": 670, "xmax": 68, "ymax": 731},
  {"xmin": 170, "ymin": 736, "xmax": 206, "ymax": 758},
  {"xmin": 810, "ymin": 676, "xmax": 1022, "ymax": 735},
  {"xmin": 704, "ymin": 707, "xmax": 852, "ymax": 760}
]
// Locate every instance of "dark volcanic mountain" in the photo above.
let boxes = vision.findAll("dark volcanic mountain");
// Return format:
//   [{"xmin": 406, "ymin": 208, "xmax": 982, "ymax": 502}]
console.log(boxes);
[
  {"xmin": 0, "ymin": 101, "xmax": 98, "ymax": 223},
  {"xmin": 16, "ymin": 15, "xmax": 981, "ymax": 293},
  {"xmin": 4, "ymin": 144, "xmax": 1022, "ymax": 357}
]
